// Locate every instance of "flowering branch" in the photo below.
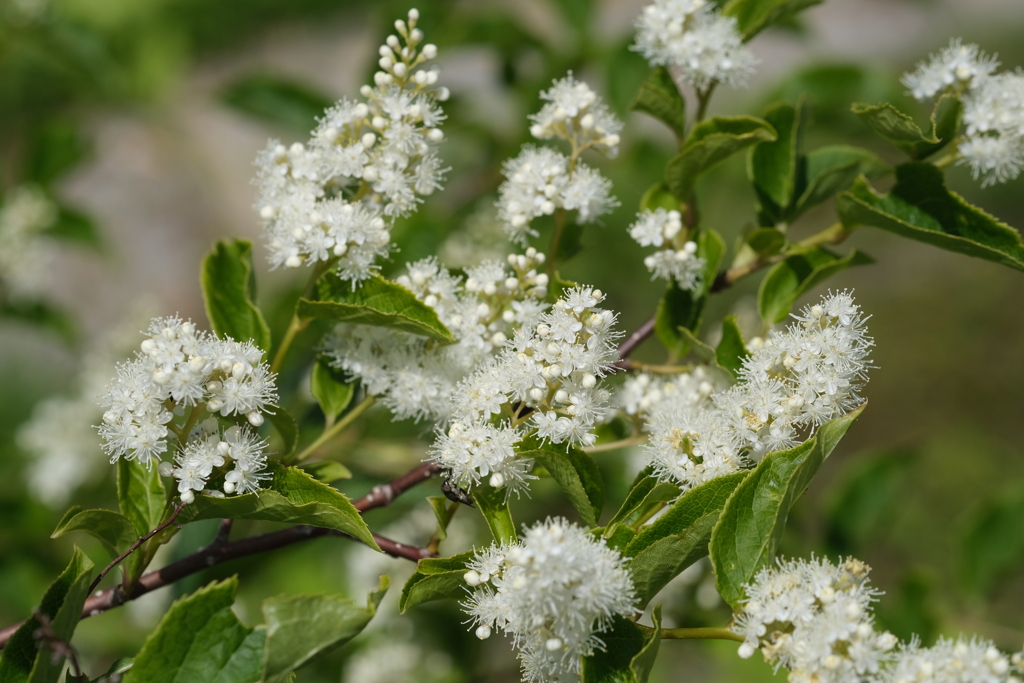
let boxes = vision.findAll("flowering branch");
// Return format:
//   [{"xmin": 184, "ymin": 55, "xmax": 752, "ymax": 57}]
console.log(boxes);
[{"xmin": 87, "ymin": 502, "xmax": 186, "ymax": 595}]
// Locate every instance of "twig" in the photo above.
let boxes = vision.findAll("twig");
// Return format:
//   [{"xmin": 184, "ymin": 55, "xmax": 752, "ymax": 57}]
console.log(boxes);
[
  {"xmin": 88, "ymin": 502, "xmax": 186, "ymax": 594},
  {"xmin": 32, "ymin": 609, "xmax": 87, "ymax": 681},
  {"xmin": 616, "ymin": 316, "xmax": 656, "ymax": 362}
]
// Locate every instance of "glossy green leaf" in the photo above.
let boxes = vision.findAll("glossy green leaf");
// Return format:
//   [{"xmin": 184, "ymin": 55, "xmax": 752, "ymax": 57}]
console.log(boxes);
[
  {"xmin": 427, "ymin": 496, "xmax": 456, "ymax": 542},
  {"xmin": 221, "ymin": 74, "xmax": 334, "ymax": 136},
  {"xmin": 123, "ymin": 578, "xmax": 264, "ymax": 683},
  {"xmin": 630, "ymin": 66, "xmax": 686, "ymax": 139},
  {"xmin": 722, "ymin": 0, "xmax": 822, "ymax": 38},
  {"xmin": 524, "ymin": 439, "xmax": 604, "ymax": 527},
  {"xmin": 750, "ymin": 101, "xmax": 804, "ymax": 209},
  {"xmin": 0, "ymin": 548, "xmax": 95, "ymax": 683},
  {"xmin": 298, "ymin": 461, "xmax": 352, "ymax": 484},
  {"xmin": 851, "ymin": 94, "xmax": 961, "ymax": 159},
  {"xmin": 639, "ymin": 183, "xmax": 681, "ymax": 213},
  {"xmin": 837, "ymin": 163, "xmax": 1024, "ymax": 272},
  {"xmin": 266, "ymin": 407, "xmax": 299, "ymax": 460},
  {"xmin": 606, "ymin": 476, "xmax": 681, "ymax": 530},
  {"xmin": 629, "ymin": 514, "xmax": 719, "ymax": 607},
  {"xmin": 757, "ymin": 247, "xmax": 874, "ymax": 325},
  {"xmin": 51, "ymin": 507, "xmax": 137, "ymax": 562},
  {"xmin": 201, "ymin": 239, "xmax": 272, "ymax": 352},
  {"xmin": 716, "ymin": 316, "xmax": 750, "ymax": 379},
  {"xmin": 116, "ymin": 458, "xmax": 169, "ymax": 580},
  {"xmin": 400, "ymin": 551, "xmax": 475, "ymax": 613},
  {"xmin": 299, "ymin": 274, "xmax": 455, "ymax": 344},
  {"xmin": 474, "ymin": 484, "xmax": 517, "ymax": 543},
  {"xmin": 710, "ymin": 405, "xmax": 865, "ymax": 608},
  {"xmin": 71, "ymin": 658, "xmax": 133, "ymax": 682},
  {"xmin": 310, "ymin": 359, "xmax": 355, "ymax": 426},
  {"xmin": 654, "ymin": 229, "xmax": 725, "ymax": 355},
  {"xmin": 179, "ymin": 462, "xmax": 379, "ymax": 551},
  {"xmin": 794, "ymin": 145, "xmax": 887, "ymax": 216},
  {"xmin": 554, "ymin": 221, "xmax": 586, "ymax": 264},
  {"xmin": 666, "ymin": 117, "xmax": 777, "ymax": 201},
  {"xmin": 263, "ymin": 575, "xmax": 388, "ymax": 678},
  {"xmin": 581, "ymin": 609, "xmax": 661, "ymax": 683}
]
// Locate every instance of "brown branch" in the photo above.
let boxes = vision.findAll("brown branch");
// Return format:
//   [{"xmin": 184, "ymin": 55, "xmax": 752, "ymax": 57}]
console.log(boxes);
[
  {"xmin": 87, "ymin": 502, "xmax": 186, "ymax": 595},
  {"xmin": 0, "ymin": 462, "xmax": 442, "ymax": 649},
  {"xmin": 616, "ymin": 316, "xmax": 656, "ymax": 362}
]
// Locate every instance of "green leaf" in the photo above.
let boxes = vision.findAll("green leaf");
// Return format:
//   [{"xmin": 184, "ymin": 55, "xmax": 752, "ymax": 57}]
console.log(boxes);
[
  {"xmin": 427, "ymin": 496, "xmax": 456, "ymax": 542},
  {"xmin": 72, "ymin": 658, "xmax": 133, "ymax": 682},
  {"xmin": 666, "ymin": 117, "xmax": 777, "ymax": 201},
  {"xmin": 51, "ymin": 507, "xmax": 138, "ymax": 562},
  {"xmin": 629, "ymin": 514, "xmax": 719, "ymax": 608},
  {"xmin": 554, "ymin": 221, "xmax": 586, "ymax": 264},
  {"xmin": 44, "ymin": 208, "xmax": 102, "ymax": 250},
  {"xmin": 722, "ymin": 0, "xmax": 822, "ymax": 39},
  {"xmin": 757, "ymin": 247, "xmax": 874, "ymax": 325},
  {"xmin": 310, "ymin": 359, "xmax": 355, "ymax": 426},
  {"xmin": 263, "ymin": 575, "xmax": 388, "ymax": 679},
  {"xmin": 630, "ymin": 66, "xmax": 686, "ymax": 139},
  {"xmin": 201, "ymin": 239, "xmax": 272, "ymax": 352},
  {"xmin": 825, "ymin": 450, "xmax": 912, "ymax": 554},
  {"xmin": 581, "ymin": 610, "xmax": 661, "ymax": 683},
  {"xmin": 0, "ymin": 548, "xmax": 95, "ymax": 683},
  {"xmin": 299, "ymin": 274, "xmax": 455, "ymax": 344},
  {"xmin": 524, "ymin": 439, "xmax": 604, "ymax": 527},
  {"xmin": 221, "ymin": 74, "xmax": 334, "ymax": 136},
  {"xmin": 837, "ymin": 163, "xmax": 1024, "ymax": 272},
  {"xmin": 653, "ymin": 229, "xmax": 725, "ymax": 355},
  {"xmin": 179, "ymin": 462, "xmax": 379, "ymax": 552},
  {"xmin": 749, "ymin": 101, "xmax": 805, "ymax": 209},
  {"xmin": 852, "ymin": 94, "xmax": 961, "ymax": 159},
  {"xmin": 474, "ymin": 484, "xmax": 517, "ymax": 543},
  {"xmin": 639, "ymin": 183, "xmax": 681, "ymax": 213},
  {"xmin": 123, "ymin": 578, "xmax": 264, "ymax": 683},
  {"xmin": 117, "ymin": 458, "xmax": 168, "ymax": 580},
  {"xmin": 716, "ymin": 316, "xmax": 750, "ymax": 379},
  {"xmin": 794, "ymin": 145, "xmax": 887, "ymax": 216},
  {"xmin": 266, "ymin": 407, "xmax": 299, "ymax": 460},
  {"xmin": 709, "ymin": 405, "xmax": 865, "ymax": 608},
  {"xmin": 25, "ymin": 120, "xmax": 89, "ymax": 186},
  {"xmin": 400, "ymin": 551, "xmax": 476, "ymax": 613},
  {"xmin": 298, "ymin": 461, "xmax": 352, "ymax": 484},
  {"xmin": 960, "ymin": 489, "xmax": 1024, "ymax": 597},
  {"xmin": 606, "ymin": 476, "xmax": 680, "ymax": 530}
]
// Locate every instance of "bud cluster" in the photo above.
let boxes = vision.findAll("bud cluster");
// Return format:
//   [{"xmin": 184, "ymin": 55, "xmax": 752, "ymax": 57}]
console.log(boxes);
[{"xmin": 628, "ymin": 208, "xmax": 705, "ymax": 289}]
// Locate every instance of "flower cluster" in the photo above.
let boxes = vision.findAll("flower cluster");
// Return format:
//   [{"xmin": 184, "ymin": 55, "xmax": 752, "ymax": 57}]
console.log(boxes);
[
  {"xmin": 735, "ymin": 556, "xmax": 1024, "ymax": 683},
  {"xmin": 734, "ymin": 556, "xmax": 898, "ymax": 682},
  {"xmin": 97, "ymin": 316, "xmax": 277, "ymax": 502},
  {"xmin": 254, "ymin": 8, "xmax": 447, "ymax": 281},
  {"xmin": 616, "ymin": 367, "xmax": 722, "ymax": 418},
  {"xmin": 628, "ymin": 208, "xmax": 705, "ymax": 289},
  {"xmin": 0, "ymin": 185, "xmax": 57, "ymax": 301},
  {"xmin": 497, "ymin": 75, "xmax": 619, "ymax": 244},
  {"xmin": 322, "ymin": 249, "xmax": 549, "ymax": 423},
  {"xmin": 428, "ymin": 285, "xmax": 620, "ymax": 495},
  {"xmin": 643, "ymin": 291, "xmax": 872, "ymax": 491},
  {"xmin": 463, "ymin": 518, "xmax": 636, "ymax": 683},
  {"xmin": 903, "ymin": 39, "xmax": 1024, "ymax": 186},
  {"xmin": 632, "ymin": 0, "xmax": 758, "ymax": 90}
]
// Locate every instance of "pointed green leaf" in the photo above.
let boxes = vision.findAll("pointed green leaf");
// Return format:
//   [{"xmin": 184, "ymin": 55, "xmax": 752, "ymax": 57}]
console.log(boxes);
[
  {"xmin": 709, "ymin": 405, "xmax": 865, "ymax": 608},
  {"xmin": 117, "ymin": 458, "xmax": 169, "ymax": 580},
  {"xmin": 852, "ymin": 94, "xmax": 961, "ymax": 159},
  {"xmin": 474, "ymin": 484, "xmax": 517, "ymax": 543},
  {"xmin": 263, "ymin": 576, "xmax": 388, "ymax": 678},
  {"xmin": 722, "ymin": 0, "xmax": 822, "ymax": 39},
  {"xmin": 299, "ymin": 274, "xmax": 455, "ymax": 343},
  {"xmin": 178, "ymin": 462, "xmax": 379, "ymax": 551},
  {"xmin": 749, "ymin": 101, "xmax": 805, "ymax": 209},
  {"xmin": 400, "ymin": 551, "xmax": 476, "ymax": 613},
  {"xmin": 310, "ymin": 359, "xmax": 354, "ymax": 426},
  {"xmin": 794, "ymin": 145, "xmax": 887, "ymax": 216},
  {"xmin": 716, "ymin": 316, "xmax": 750, "ymax": 379},
  {"xmin": 122, "ymin": 578, "xmax": 264, "ymax": 683},
  {"xmin": 0, "ymin": 548, "xmax": 95, "ymax": 683},
  {"xmin": 757, "ymin": 247, "xmax": 874, "ymax": 325},
  {"xmin": 72, "ymin": 657, "xmax": 133, "ymax": 682},
  {"xmin": 581, "ymin": 610, "xmax": 661, "ymax": 683},
  {"xmin": 666, "ymin": 117, "xmax": 777, "ymax": 201},
  {"xmin": 266, "ymin": 407, "xmax": 299, "ymax": 460},
  {"xmin": 201, "ymin": 239, "xmax": 272, "ymax": 352},
  {"xmin": 630, "ymin": 607, "xmax": 661, "ymax": 683},
  {"xmin": 630, "ymin": 67, "xmax": 686, "ymax": 139},
  {"xmin": 298, "ymin": 461, "xmax": 352, "ymax": 484},
  {"xmin": 426, "ymin": 496, "xmax": 456, "ymax": 542},
  {"xmin": 606, "ymin": 476, "xmax": 681, "ymax": 530},
  {"xmin": 629, "ymin": 514, "xmax": 719, "ymax": 607},
  {"xmin": 654, "ymin": 229, "xmax": 725, "ymax": 355},
  {"xmin": 221, "ymin": 74, "xmax": 333, "ymax": 136},
  {"xmin": 838, "ymin": 163, "xmax": 1024, "ymax": 272},
  {"xmin": 524, "ymin": 439, "xmax": 604, "ymax": 527},
  {"xmin": 51, "ymin": 507, "xmax": 138, "ymax": 561},
  {"xmin": 639, "ymin": 183, "xmax": 681, "ymax": 214}
]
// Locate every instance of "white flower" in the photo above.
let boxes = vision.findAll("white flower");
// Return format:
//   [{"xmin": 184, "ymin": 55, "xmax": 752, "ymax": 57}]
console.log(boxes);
[
  {"xmin": 529, "ymin": 73, "xmax": 622, "ymax": 157},
  {"xmin": 890, "ymin": 636, "xmax": 1019, "ymax": 683},
  {"xmin": 463, "ymin": 518, "xmax": 636, "ymax": 683},
  {"xmin": 633, "ymin": 0, "xmax": 758, "ymax": 89},
  {"xmin": 629, "ymin": 208, "xmax": 682, "ymax": 248},
  {"xmin": 642, "ymin": 243, "xmax": 704, "ymax": 289},
  {"xmin": 0, "ymin": 185, "xmax": 58, "ymax": 300},
  {"xmin": 734, "ymin": 556, "xmax": 896, "ymax": 683},
  {"xmin": 901, "ymin": 38, "xmax": 998, "ymax": 102},
  {"xmin": 957, "ymin": 71, "xmax": 1024, "ymax": 186},
  {"xmin": 254, "ymin": 9, "xmax": 447, "ymax": 283},
  {"xmin": 429, "ymin": 420, "xmax": 530, "ymax": 493}
]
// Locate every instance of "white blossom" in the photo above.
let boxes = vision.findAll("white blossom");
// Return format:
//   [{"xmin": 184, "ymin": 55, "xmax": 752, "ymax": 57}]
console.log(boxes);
[
  {"xmin": 97, "ymin": 316, "xmax": 277, "ymax": 501},
  {"xmin": 463, "ymin": 518, "xmax": 636, "ymax": 683},
  {"xmin": 959, "ymin": 71, "xmax": 1024, "ymax": 186},
  {"xmin": 0, "ymin": 185, "xmax": 58, "ymax": 300},
  {"xmin": 902, "ymin": 38, "xmax": 998, "ymax": 102},
  {"xmin": 529, "ymin": 73, "xmax": 623, "ymax": 157},
  {"xmin": 633, "ymin": 0, "xmax": 758, "ymax": 89},
  {"xmin": 890, "ymin": 636, "xmax": 1020, "ymax": 683},
  {"xmin": 254, "ymin": 9, "xmax": 447, "ymax": 283}
]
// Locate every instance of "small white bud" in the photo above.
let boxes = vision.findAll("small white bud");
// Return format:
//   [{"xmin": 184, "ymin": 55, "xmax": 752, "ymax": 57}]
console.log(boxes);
[
  {"xmin": 158, "ymin": 461, "xmax": 174, "ymax": 477},
  {"xmin": 223, "ymin": 481, "xmax": 236, "ymax": 494},
  {"xmin": 464, "ymin": 570, "xmax": 481, "ymax": 586},
  {"xmin": 427, "ymin": 128, "xmax": 443, "ymax": 142},
  {"xmin": 180, "ymin": 489, "xmax": 195, "ymax": 505},
  {"xmin": 581, "ymin": 373, "xmax": 597, "ymax": 388},
  {"xmin": 545, "ymin": 638, "xmax": 563, "ymax": 651},
  {"xmin": 421, "ymin": 44, "xmax": 437, "ymax": 59},
  {"xmin": 393, "ymin": 62, "xmax": 407, "ymax": 78},
  {"xmin": 247, "ymin": 411, "xmax": 264, "ymax": 427},
  {"xmin": 738, "ymin": 643, "xmax": 755, "ymax": 659},
  {"xmin": 489, "ymin": 472, "xmax": 505, "ymax": 488},
  {"xmin": 475, "ymin": 625, "xmax": 491, "ymax": 640}
]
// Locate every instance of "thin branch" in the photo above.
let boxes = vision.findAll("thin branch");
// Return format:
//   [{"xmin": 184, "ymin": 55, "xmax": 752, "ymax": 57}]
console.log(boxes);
[
  {"xmin": 636, "ymin": 623, "xmax": 744, "ymax": 642},
  {"xmin": 0, "ymin": 461, "xmax": 442, "ymax": 649},
  {"xmin": 87, "ymin": 502, "xmax": 186, "ymax": 595},
  {"xmin": 616, "ymin": 316, "xmax": 656, "ymax": 362},
  {"xmin": 32, "ymin": 609, "xmax": 87, "ymax": 682}
]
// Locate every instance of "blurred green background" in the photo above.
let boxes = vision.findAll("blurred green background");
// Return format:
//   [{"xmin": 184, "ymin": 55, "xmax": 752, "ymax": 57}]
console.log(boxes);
[{"xmin": 2, "ymin": 0, "xmax": 1024, "ymax": 680}]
